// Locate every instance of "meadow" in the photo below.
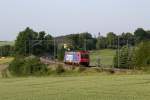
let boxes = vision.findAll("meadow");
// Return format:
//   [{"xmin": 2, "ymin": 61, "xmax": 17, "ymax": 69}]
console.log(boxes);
[
  {"xmin": 0, "ymin": 49, "xmax": 150, "ymax": 100},
  {"xmin": 90, "ymin": 49, "xmax": 116, "ymax": 67},
  {"xmin": 0, "ymin": 41, "xmax": 14, "ymax": 46},
  {"xmin": 0, "ymin": 57, "xmax": 14, "ymax": 65},
  {"xmin": 0, "ymin": 75, "xmax": 150, "ymax": 100}
]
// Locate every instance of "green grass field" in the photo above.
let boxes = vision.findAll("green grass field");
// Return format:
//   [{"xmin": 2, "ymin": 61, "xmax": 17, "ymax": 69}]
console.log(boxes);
[
  {"xmin": 0, "ymin": 41, "xmax": 14, "ymax": 46},
  {"xmin": 0, "ymin": 75, "xmax": 150, "ymax": 100},
  {"xmin": 0, "ymin": 57, "xmax": 14, "ymax": 65},
  {"xmin": 1, "ymin": 49, "xmax": 149, "ymax": 100},
  {"xmin": 90, "ymin": 49, "xmax": 116, "ymax": 67}
]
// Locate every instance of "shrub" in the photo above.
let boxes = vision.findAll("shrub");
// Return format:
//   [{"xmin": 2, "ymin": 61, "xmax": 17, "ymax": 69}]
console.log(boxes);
[
  {"xmin": 22, "ymin": 56, "xmax": 48, "ymax": 76},
  {"xmin": 8, "ymin": 56, "xmax": 48, "ymax": 76},
  {"xmin": 113, "ymin": 46, "xmax": 135, "ymax": 69},
  {"xmin": 55, "ymin": 64, "xmax": 65, "ymax": 74},
  {"xmin": 134, "ymin": 41, "xmax": 150, "ymax": 68},
  {"xmin": 113, "ymin": 41, "xmax": 150, "ymax": 70},
  {"xmin": 76, "ymin": 67, "xmax": 87, "ymax": 72},
  {"xmin": 57, "ymin": 46, "xmax": 65, "ymax": 61},
  {"xmin": 8, "ymin": 57, "xmax": 25, "ymax": 76}
]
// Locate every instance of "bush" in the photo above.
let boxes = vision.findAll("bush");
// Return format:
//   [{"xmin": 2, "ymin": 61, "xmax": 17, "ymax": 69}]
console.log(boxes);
[
  {"xmin": 113, "ymin": 41, "xmax": 150, "ymax": 70},
  {"xmin": 75, "ymin": 67, "xmax": 87, "ymax": 72},
  {"xmin": 55, "ymin": 64, "xmax": 65, "ymax": 74},
  {"xmin": 113, "ymin": 46, "xmax": 136, "ymax": 69},
  {"xmin": 57, "ymin": 46, "xmax": 65, "ymax": 61},
  {"xmin": 8, "ymin": 57, "xmax": 25, "ymax": 76},
  {"xmin": 134, "ymin": 41, "xmax": 150, "ymax": 68},
  {"xmin": 8, "ymin": 56, "xmax": 48, "ymax": 76}
]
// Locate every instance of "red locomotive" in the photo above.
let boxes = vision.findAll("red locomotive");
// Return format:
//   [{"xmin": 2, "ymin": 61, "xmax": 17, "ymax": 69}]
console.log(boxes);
[{"xmin": 64, "ymin": 51, "xmax": 90, "ymax": 66}]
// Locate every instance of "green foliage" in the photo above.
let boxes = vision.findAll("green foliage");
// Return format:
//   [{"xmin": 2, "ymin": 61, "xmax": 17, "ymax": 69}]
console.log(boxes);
[
  {"xmin": 119, "ymin": 46, "xmax": 131, "ymax": 68},
  {"xmin": 96, "ymin": 37, "xmax": 107, "ymax": 49},
  {"xmin": 8, "ymin": 56, "xmax": 48, "ymax": 76},
  {"xmin": 0, "ymin": 45, "xmax": 14, "ymax": 57},
  {"xmin": 65, "ymin": 34, "xmax": 80, "ymax": 49},
  {"xmin": 113, "ymin": 46, "xmax": 134, "ymax": 69},
  {"xmin": 96, "ymin": 32, "xmax": 135, "ymax": 50},
  {"xmin": 57, "ymin": 45, "xmax": 65, "ymax": 61},
  {"xmin": 55, "ymin": 64, "xmax": 65, "ymax": 74},
  {"xmin": 15, "ymin": 27, "xmax": 54, "ymax": 56},
  {"xmin": 8, "ymin": 57, "xmax": 25, "ymax": 76},
  {"xmin": 106, "ymin": 32, "xmax": 117, "ymax": 48},
  {"xmin": 76, "ymin": 67, "xmax": 87, "ymax": 72},
  {"xmin": 114, "ymin": 41, "xmax": 150, "ymax": 69},
  {"xmin": 119, "ymin": 33, "xmax": 135, "ymax": 47},
  {"xmin": 135, "ymin": 41, "xmax": 150, "ymax": 68},
  {"xmin": 15, "ymin": 27, "xmax": 38, "ymax": 55},
  {"xmin": 64, "ymin": 32, "xmax": 96, "ymax": 50},
  {"xmin": 79, "ymin": 32, "xmax": 95, "ymax": 50},
  {"xmin": 134, "ymin": 28, "xmax": 150, "ymax": 43}
]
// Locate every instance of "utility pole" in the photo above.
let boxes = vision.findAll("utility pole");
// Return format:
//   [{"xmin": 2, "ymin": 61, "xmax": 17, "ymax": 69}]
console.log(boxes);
[
  {"xmin": 84, "ymin": 39, "xmax": 86, "ymax": 51},
  {"xmin": 54, "ymin": 38, "xmax": 56, "ymax": 60},
  {"xmin": 25, "ymin": 40, "xmax": 26, "ymax": 56},
  {"xmin": 118, "ymin": 36, "xmax": 120, "ymax": 68},
  {"xmin": 29, "ymin": 40, "xmax": 30, "ymax": 55},
  {"xmin": 0, "ymin": 48, "xmax": 3, "ymax": 57},
  {"xmin": 127, "ymin": 39, "xmax": 129, "ymax": 48}
]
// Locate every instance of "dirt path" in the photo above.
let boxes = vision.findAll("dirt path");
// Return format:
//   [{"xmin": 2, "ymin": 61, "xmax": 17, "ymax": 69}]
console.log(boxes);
[{"xmin": 0, "ymin": 64, "xmax": 8, "ymax": 72}]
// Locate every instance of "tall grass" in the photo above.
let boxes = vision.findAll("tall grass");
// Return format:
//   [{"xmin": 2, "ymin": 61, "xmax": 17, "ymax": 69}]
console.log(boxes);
[{"xmin": 0, "ymin": 75, "xmax": 150, "ymax": 100}]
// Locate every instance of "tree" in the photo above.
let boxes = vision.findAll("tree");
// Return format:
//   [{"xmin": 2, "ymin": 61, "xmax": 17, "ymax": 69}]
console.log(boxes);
[
  {"xmin": 15, "ymin": 27, "xmax": 38, "ymax": 55},
  {"xmin": 106, "ymin": 32, "xmax": 117, "ymax": 49},
  {"xmin": 113, "ymin": 46, "xmax": 133, "ymax": 69},
  {"xmin": 79, "ymin": 32, "xmax": 92, "ymax": 39},
  {"xmin": 65, "ymin": 34, "xmax": 80, "ymax": 50},
  {"xmin": 8, "ymin": 56, "xmax": 48, "ymax": 76},
  {"xmin": 146, "ymin": 31, "xmax": 150, "ymax": 39},
  {"xmin": 0, "ymin": 45, "xmax": 14, "ymax": 57},
  {"xmin": 65, "ymin": 32, "xmax": 95, "ymax": 50},
  {"xmin": 119, "ymin": 32, "xmax": 135, "ymax": 47},
  {"xmin": 15, "ymin": 27, "xmax": 54, "ymax": 56},
  {"xmin": 134, "ymin": 28, "xmax": 149, "ymax": 43},
  {"xmin": 44, "ymin": 34, "xmax": 54, "ymax": 53},
  {"xmin": 96, "ymin": 37, "xmax": 107, "ymax": 49},
  {"xmin": 79, "ymin": 32, "xmax": 93, "ymax": 50},
  {"xmin": 38, "ymin": 31, "xmax": 46, "ymax": 40},
  {"xmin": 135, "ymin": 41, "xmax": 150, "ymax": 68},
  {"xmin": 57, "ymin": 45, "xmax": 65, "ymax": 61},
  {"xmin": 32, "ymin": 32, "xmax": 54, "ymax": 55}
]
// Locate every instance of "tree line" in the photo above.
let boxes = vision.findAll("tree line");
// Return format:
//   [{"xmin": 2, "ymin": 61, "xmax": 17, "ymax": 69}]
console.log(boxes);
[
  {"xmin": 113, "ymin": 41, "xmax": 150, "ymax": 69},
  {"xmin": 1, "ymin": 27, "xmax": 150, "ymax": 69},
  {"xmin": 0, "ymin": 45, "xmax": 14, "ymax": 57},
  {"xmin": 1, "ymin": 27, "xmax": 150, "ymax": 57}
]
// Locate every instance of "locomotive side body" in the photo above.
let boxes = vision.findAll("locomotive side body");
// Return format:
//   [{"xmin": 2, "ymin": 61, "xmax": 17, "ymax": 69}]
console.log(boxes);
[{"xmin": 64, "ymin": 51, "xmax": 90, "ymax": 66}]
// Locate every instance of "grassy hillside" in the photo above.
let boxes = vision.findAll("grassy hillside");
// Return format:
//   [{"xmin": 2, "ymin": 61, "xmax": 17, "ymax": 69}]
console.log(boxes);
[
  {"xmin": 0, "ymin": 75, "xmax": 150, "ymax": 100},
  {"xmin": 90, "ymin": 49, "xmax": 116, "ymax": 67},
  {"xmin": 0, "ymin": 41, "xmax": 14, "ymax": 46}
]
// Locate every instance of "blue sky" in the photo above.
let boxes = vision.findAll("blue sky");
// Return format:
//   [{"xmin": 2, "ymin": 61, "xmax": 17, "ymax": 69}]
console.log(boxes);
[{"xmin": 0, "ymin": 0, "xmax": 150, "ymax": 41}]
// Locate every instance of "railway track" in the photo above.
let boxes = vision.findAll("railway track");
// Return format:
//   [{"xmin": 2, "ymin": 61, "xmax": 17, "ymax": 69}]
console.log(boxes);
[
  {"xmin": 40, "ymin": 57, "xmax": 129, "ymax": 73},
  {"xmin": 40, "ymin": 57, "xmax": 64, "ymax": 65}
]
